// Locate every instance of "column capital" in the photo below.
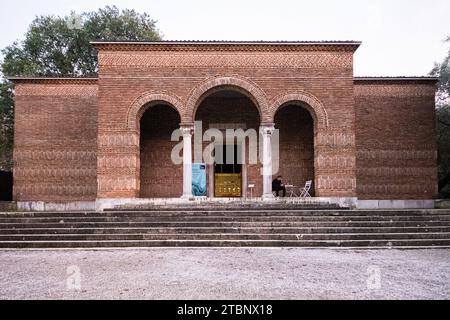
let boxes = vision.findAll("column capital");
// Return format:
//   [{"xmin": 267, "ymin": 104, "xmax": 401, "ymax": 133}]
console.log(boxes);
[
  {"xmin": 180, "ymin": 124, "xmax": 195, "ymax": 136},
  {"xmin": 259, "ymin": 123, "xmax": 275, "ymax": 135}
]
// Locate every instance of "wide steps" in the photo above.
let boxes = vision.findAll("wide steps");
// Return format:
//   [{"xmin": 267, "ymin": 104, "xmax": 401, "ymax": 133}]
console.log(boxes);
[
  {"xmin": 1, "ymin": 215, "xmax": 449, "ymax": 223},
  {"xmin": 0, "ymin": 209, "xmax": 449, "ymax": 248},
  {"xmin": 1, "ymin": 209, "xmax": 449, "ymax": 217},
  {"xmin": 1, "ymin": 226, "xmax": 449, "ymax": 234}
]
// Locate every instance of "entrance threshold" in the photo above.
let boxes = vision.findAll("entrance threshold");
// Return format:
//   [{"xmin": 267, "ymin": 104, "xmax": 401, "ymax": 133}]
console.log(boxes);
[{"xmin": 95, "ymin": 197, "xmax": 358, "ymax": 211}]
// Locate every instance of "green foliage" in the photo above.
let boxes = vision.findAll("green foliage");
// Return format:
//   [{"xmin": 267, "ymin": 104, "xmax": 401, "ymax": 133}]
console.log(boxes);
[
  {"xmin": 0, "ymin": 80, "xmax": 13, "ymax": 170},
  {"xmin": 1, "ymin": 6, "xmax": 162, "ymax": 77},
  {"xmin": 0, "ymin": 6, "xmax": 162, "ymax": 170},
  {"xmin": 431, "ymin": 38, "xmax": 450, "ymax": 198}
]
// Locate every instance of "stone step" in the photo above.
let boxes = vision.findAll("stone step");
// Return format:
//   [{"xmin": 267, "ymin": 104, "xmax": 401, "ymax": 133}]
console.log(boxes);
[
  {"xmin": 1, "ymin": 226, "xmax": 449, "ymax": 234},
  {"xmin": 0, "ymin": 202, "xmax": 16, "ymax": 212},
  {"xmin": 1, "ymin": 215, "xmax": 449, "ymax": 223},
  {"xmin": 1, "ymin": 220, "xmax": 449, "ymax": 229},
  {"xmin": 1, "ymin": 239, "xmax": 450, "ymax": 248},
  {"xmin": 2, "ymin": 209, "xmax": 450, "ymax": 218},
  {"xmin": 0, "ymin": 232, "xmax": 449, "ymax": 241},
  {"xmin": 108, "ymin": 204, "xmax": 345, "ymax": 211}
]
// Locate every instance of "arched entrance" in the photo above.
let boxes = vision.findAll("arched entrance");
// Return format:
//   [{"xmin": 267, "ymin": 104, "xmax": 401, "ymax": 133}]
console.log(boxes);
[
  {"xmin": 139, "ymin": 104, "xmax": 182, "ymax": 198},
  {"xmin": 194, "ymin": 89, "xmax": 262, "ymax": 198},
  {"xmin": 274, "ymin": 104, "xmax": 315, "ymax": 196}
]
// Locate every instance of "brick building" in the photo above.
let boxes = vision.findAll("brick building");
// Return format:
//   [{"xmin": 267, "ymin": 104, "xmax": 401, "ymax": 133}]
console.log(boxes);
[{"xmin": 10, "ymin": 41, "xmax": 438, "ymax": 210}]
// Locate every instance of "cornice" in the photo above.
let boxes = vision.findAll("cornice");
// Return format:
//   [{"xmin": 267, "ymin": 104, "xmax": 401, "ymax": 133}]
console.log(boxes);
[
  {"xmin": 91, "ymin": 40, "xmax": 361, "ymax": 52},
  {"xmin": 8, "ymin": 77, "xmax": 98, "ymax": 85},
  {"xmin": 354, "ymin": 77, "xmax": 438, "ymax": 85}
]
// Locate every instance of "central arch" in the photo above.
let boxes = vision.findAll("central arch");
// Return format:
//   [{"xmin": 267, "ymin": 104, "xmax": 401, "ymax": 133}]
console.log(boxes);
[
  {"xmin": 194, "ymin": 89, "xmax": 262, "ymax": 198},
  {"xmin": 185, "ymin": 76, "xmax": 271, "ymax": 123}
]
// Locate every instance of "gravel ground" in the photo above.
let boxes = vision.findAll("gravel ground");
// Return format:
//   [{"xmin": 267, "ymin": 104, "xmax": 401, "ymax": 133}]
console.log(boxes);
[{"xmin": 0, "ymin": 248, "xmax": 449, "ymax": 300}]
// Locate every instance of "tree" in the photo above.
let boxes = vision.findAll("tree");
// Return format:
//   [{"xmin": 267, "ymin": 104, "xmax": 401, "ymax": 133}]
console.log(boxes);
[
  {"xmin": 0, "ymin": 6, "xmax": 162, "ymax": 170},
  {"xmin": 0, "ymin": 81, "xmax": 13, "ymax": 170},
  {"xmin": 1, "ymin": 6, "xmax": 162, "ymax": 77},
  {"xmin": 431, "ymin": 38, "xmax": 450, "ymax": 198}
]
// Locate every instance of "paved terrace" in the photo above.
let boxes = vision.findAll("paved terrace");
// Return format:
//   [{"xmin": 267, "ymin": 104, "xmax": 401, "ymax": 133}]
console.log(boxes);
[{"xmin": 0, "ymin": 248, "xmax": 448, "ymax": 300}]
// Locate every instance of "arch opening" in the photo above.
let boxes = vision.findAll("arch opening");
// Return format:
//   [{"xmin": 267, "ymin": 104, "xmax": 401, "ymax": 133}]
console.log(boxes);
[
  {"xmin": 139, "ymin": 103, "xmax": 182, "ymax": 198},
  {"xmin": 194, "ymin": 89, "xmax": 262, "ymax": 198},
  {"xmin": 274, "ymin": 103, "xmax": 316, "ymax": 196}
]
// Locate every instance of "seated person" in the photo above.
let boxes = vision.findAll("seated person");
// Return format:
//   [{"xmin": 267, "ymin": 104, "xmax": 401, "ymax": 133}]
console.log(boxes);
[{"xmin": 272, "ymin": 176, "xmax": 286, "ymax": 197}]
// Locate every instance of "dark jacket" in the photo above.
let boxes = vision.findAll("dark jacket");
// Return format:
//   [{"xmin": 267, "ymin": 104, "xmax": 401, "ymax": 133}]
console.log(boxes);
[{"xmin": 272, "ymin": 178, "xmax": 282, "ymax": 191}]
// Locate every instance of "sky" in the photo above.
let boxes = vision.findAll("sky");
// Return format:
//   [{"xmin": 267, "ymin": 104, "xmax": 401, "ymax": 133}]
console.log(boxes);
[{"xmin": 0, "ymin": 0, "xmax": 449, "ymax": 76}]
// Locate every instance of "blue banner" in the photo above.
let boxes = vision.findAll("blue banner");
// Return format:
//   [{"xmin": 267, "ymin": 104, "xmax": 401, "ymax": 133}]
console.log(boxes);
[{"xmin": 192, "ymin": 163, "xmax": 207, "ymax": 196}]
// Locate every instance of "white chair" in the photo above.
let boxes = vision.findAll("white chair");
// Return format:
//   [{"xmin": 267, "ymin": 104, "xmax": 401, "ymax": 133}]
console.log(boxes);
[{"xmin": 300, "ymin": 180, "xmax": 312, "ymax": 198}]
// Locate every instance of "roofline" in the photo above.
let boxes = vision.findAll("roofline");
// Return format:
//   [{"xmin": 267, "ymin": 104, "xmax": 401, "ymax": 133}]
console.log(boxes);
[
  {"xmin": 90, "ymin": 40, "xmax": 361, "ymax": 52},
  {"xmin": 8, "ymin": 76, "xmax": 437, "ymax": 84},
  {"xmin": 91, "ymin": 40, "xmax": 362, "ymax": 46},
  {"xmin": 355, "ymin": 76, "xmax": 438, "ymax": 84},
  {"xmin": 355, "ymin": 76, "xmax": 438, "ymax": 81},
  {"xmin": 8, "ymin": 77, "xmax": 98, "ymax": 80},
  {"xmin": 9, "ymin": 76, "xmax": 434, "ymax": 79},
  {"xmin": 7, "ymin": 77, "xmax": 98, "ymax": 84}
]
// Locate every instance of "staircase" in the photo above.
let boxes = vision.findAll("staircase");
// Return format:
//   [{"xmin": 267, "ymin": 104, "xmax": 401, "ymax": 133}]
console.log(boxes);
[{"xmin": 0, "ymin": 207, "xmax": 450, "ymax": 248}]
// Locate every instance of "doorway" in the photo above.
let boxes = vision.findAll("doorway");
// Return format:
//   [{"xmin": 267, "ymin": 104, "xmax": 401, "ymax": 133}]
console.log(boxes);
[{"xmin": 214, "ymin": 144, "xmax": 242, "ymax": 197}]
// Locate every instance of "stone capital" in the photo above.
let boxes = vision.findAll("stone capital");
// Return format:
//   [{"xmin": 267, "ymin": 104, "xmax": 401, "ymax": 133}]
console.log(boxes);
[
  {"xmin": 180, "ymin": 125, "xmax": 195, "ymax": 137},
  {"xmin": 259, "ymin": 123, "xmax": 275, "ymax": 136}
]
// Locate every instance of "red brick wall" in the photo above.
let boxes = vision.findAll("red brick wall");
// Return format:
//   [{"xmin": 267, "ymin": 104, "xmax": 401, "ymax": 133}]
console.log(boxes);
[
  {"xmin": 12, "ymin": 45, "xmax": 438, "ymax": 202},
  {"xmin": 275, "ymin": 105, "xmax": 315, "ymax": 195},
  {"xmin": 13, "ymin": 80, "xmax": 98, "ymax": 201},
  {"xmin": 140, "ymin": 104, "xmax": 182, "ymax": 197},
  {"xmin": 355, "ymin": 80, "xmax": 438, "ymax": 199},
  {"xmin": 96, "ymin": 43, "xmax": 357, "ymax": 198}
]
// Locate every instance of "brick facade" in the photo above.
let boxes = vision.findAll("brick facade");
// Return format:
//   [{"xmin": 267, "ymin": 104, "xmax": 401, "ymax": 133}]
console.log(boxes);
[
  {"xmin": 355, "ymin": 78, "xmax": 438, "ymax": 200},
  {"xmin": 11, "ymin": 41, "xmax": 438, "ymax": 201},
  {"xmin": 12, "ymin": 79, "xmax": 98, "ymax": 201}
]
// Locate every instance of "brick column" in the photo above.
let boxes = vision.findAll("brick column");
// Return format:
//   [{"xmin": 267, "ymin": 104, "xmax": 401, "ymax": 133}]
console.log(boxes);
[
  {"xmin": 181, "ymin": 125, "xmax": 194, "ymax": 199},
  {"xmin": 97, "ymin": 131, "xmax": 140, "ymax": 198},
  {"xmin": 260, "ymin": 124, "xmax": 275, "ymax": 200}
]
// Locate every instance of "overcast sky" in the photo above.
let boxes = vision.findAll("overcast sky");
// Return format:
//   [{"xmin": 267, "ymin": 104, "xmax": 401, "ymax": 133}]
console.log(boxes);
[{"xmin": 0, "ymin": 0, "xmax": 449, "ymax": 76}]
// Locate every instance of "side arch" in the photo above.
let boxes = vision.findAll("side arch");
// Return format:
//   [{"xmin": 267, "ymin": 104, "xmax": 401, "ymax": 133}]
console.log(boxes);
[
  {"xmin": 185, "ymin": 75, "xmax": 271, "ymax": 123},
  {"xmin": 270, "ymin": 92, "xmax": 329, "ymax": 129},
  {"xmin": 127, "ymin": 92, "xmax": 184, "ymax": 130}
]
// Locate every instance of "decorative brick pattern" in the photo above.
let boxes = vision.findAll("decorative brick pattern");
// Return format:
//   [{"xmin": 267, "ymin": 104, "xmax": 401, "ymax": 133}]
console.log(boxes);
[
  {"xmin": 15, "ymin": 84, "xmax": 97, "ymax": 97},
  {"xmin": 11, "ymin": 43, "xmax": 437, "ymax": 201},
  {"xmin": 185, "ymin": 75, "xmax": 270, "ymax": 123},
  {"xmin": 355, "ymin": 82, "xmax": 438, "ymax": 200},
  {"xmin": 13, "ymin": 83, "xmax": 98, "ymax": 201},
  {"xmin": 99, "ymin": 51, "xmax": 354, "ymax": 69},
  {"xmin": 270, "ymin": 92, "xmax": 329, "ymax": 128},
  {"xmin": 127, "ymin": 92, "xmax": 184, "ymax": 130},
  {"xmin": 354, "ymin": 84, "xmax": 436, "ymax": 97}
]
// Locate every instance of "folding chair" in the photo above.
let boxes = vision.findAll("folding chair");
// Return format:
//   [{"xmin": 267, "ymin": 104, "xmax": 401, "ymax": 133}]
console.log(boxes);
[{"xmin": 299, "ymin": 180, "xmax": 312, "ymax": 198}]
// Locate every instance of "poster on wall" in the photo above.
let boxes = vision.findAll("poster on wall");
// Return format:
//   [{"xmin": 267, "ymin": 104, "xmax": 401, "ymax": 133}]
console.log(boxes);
[{"xmin": 192, "ymin": 163, "xmax": 207, "ymax": 197}]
